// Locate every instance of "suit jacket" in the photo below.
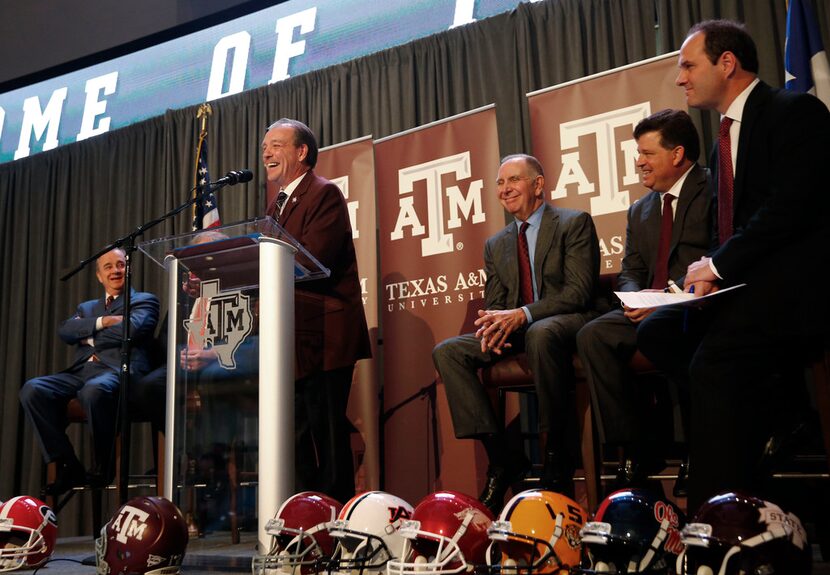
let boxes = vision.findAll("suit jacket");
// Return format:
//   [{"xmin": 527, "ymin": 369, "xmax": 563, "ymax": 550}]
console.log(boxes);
[
  {"xmin": 58, "ymin": 288, "xmax": 160, "ymax": 376},
  {"xmin": 618, "ymin": 163, "xmax": 712, "ymax": 291},
  {"xmin": 483, "ymin": 204, "xmax": 599, "ymax": 318},
  {"xmin": 709, "ymin": 82, "xmax": 830, "ymax": 336},
  {"xmin": 267, "ymin": 170, "xmax": 371, "ymax": 380}
]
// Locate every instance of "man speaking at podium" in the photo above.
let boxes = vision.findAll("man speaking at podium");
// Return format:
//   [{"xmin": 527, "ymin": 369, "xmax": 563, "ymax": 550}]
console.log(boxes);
[{"xmin": 262, "ymin": 118, "xmax": 370, "ymax": 502}]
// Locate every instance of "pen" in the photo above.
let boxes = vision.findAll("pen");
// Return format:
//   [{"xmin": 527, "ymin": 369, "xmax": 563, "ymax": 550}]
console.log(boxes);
[{"xmin": 666, "ymin": 279, "xmax": 683, "ymax": 294}]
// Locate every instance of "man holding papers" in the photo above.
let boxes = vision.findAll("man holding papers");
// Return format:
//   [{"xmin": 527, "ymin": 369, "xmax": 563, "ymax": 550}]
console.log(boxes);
[
  {"xmin": 637, "ymin": 20, "xmax": 830, "ymax": 510},
  {"xmin": 576, "ymin": 109, "xmax": 711, "ymax": 492}
]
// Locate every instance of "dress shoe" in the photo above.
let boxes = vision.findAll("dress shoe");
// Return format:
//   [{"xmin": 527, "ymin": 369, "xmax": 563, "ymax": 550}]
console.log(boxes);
[
  {"xmin": 609, "ymin": 455, "xmax": 665, "ymax": 494},
  {"xmin": 42, "ymin": 456, "xmax": 87, "ymax": 497},
  {"xmin": 760, "ymin": 416, "xmax": 813, "ymax": 474},
  {"xmin": 538, "ymin": 452, "xmax": 575, "ymax": 498},
  {"xmin": 86, "ymin": 462, "xmax": 116, "ymax": 489},
  {"xmin": 672, "ymin": 458, "xmax": 689, "ymax": 498},
  {"xmin": 479, "ymin": 454, "xmax": 531, "ymax": 515}
]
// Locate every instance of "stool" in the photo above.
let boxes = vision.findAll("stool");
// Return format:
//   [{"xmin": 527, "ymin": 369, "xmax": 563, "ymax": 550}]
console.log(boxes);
[
  {"xmin": 481, "ymin": 353, "xmax": 600, "ymax": 510},
  {"xmin": 810, "ymin": 343, "xmax": 830, "ymax": 474},
  {"xmin": 45, "ymin": 398, "xmax": 164, "ymax": 534}
]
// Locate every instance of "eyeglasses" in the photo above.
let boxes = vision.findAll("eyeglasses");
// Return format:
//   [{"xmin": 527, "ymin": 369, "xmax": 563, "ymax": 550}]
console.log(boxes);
[{"xmin": 496, "ymin": 174, "xmax": 538, "ymax": 187}]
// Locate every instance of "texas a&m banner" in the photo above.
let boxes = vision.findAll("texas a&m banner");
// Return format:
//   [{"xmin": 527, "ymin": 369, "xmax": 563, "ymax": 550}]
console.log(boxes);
[
  {"xmin": 374, "ymin": 105, "xmax": 502, "ymax": 502},
  {"xmin": 527, "ymin": 52, "xmax": 687, "ymax": 273},
  {"xmin": 316, "ymin": 136, "xmax": 380, "ymax": 492}
]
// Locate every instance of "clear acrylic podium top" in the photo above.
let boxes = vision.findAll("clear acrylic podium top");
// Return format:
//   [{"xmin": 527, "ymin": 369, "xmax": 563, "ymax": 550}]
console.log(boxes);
[{"xmin": 138, "ymin": 216, "xmax": 330, "ymax": 289}]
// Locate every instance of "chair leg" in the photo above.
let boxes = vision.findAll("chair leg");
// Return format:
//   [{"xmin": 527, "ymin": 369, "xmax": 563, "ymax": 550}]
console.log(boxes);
[
  {"xmin": 156, "ymin": 429, "xmax": 165, "ymax": 497},
  {"xmin": 229, "ymin": 441, "xmax": 240, "ymax": 545},
  {"xmin": 91, "ymin": 488, "xmax": 104, "ymax": 535},
  {"xmin": 813, "ymin": 350, "xmax": 830, "ymax": 475},
  {"xmin": 576, "ymin": 381, "xmax": 600, "ymax": 511}
]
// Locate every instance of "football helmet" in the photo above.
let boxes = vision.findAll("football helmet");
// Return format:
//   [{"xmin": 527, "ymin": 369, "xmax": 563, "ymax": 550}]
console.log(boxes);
[
  {"xmin": 328, "ymin": 491, "xmax": 414, "ymax": 574},
  {"xmin": 487, "ymin": 489, "xmax": 587, "ymax": 574},
  {"xmin": 0, "ymin": 496, "xmax": 57, "ymax": 572},
  {"xmin": 676, "ymin": 491, "xmax": 810, "ymax": 575},
  {"xmin": 388, "ymin": 490, "xmax": 493, "ymax": 575},
  {"xmin": 95, "ymin": 496, "xmax": 188, "ymax": 575},
  {"xmin": 578, "ymin": 488, "xmax": 684, "ymax": 574},
  {"xmin": 252, "ymin": 491, "xmax": 343, "ymax": 575}
]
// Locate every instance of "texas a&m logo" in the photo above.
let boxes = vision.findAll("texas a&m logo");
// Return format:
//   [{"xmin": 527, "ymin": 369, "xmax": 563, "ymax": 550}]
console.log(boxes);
[
  {"xmin": 552, "ymin": 103, "xmax": 651, "ymax": 216},
  {"xmin": 184, "ymin": 279, "xmax": 254, "ymax": 369},
  {"xmin": 111, "ymin": 505, "xmax": 150, "ymax": 544},
  {"xmin": 330, "ymin": 175, "xmax": 360, "ymax": 239},
  {"xmin": 390, "ymin": 151, "xmax": 486, "ymax": 257}
]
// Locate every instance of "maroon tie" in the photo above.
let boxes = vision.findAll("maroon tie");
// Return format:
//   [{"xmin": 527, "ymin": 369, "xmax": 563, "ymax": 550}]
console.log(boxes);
[
  {"xmin": 517, "ymin": 222, "xmax": 534, "ymax": 305},
  {"xmin": 105, "ymin": 295, "xmax": 114, "ymax": 310},
  {"xmin": 718, "ymin": 116, "xmax": 734, "ymax": 244},
  {"xmin": 651, "ymin": 194, "xmax": 675, "ymax": 289}
]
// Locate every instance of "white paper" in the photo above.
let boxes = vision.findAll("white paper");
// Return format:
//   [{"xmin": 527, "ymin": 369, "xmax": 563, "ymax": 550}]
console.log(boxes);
[{"xmin": 614, "ymin": 283, "xmax": 747, "ymax": 309}]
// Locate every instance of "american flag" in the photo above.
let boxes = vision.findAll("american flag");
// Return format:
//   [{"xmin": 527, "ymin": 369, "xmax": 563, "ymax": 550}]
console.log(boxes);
[
  {"xmin": 192, "ymin": 128, "xmax": 221, "ymax": 230},
  {"xmin": 785, "ymin": 0, "xmax": 830, "ymax": 109}
]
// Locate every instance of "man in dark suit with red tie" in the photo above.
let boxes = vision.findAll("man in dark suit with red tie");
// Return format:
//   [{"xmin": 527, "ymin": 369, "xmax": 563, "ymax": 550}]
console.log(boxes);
[
  {"xmin": 576, "ymin": 109, "xmax": 711, "ymax": 492},
  {"xmin": 432, "ymin": 154, "xmax": 600, "ymax": 513},
  {"xmin": 20, "ymin": 248, "xmax": 160, "ymax": 496},
  {"xmin": 262, "ymin": 118, "xmax": 371, "ymax": 502},
  {"xmin": 637, "ymin": 20, "xmax": 830, "ymax": 510}
]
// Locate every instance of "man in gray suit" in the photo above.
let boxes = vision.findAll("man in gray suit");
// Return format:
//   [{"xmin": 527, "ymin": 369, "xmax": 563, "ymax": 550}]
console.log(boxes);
[
  {"xmin": 576, "ymin": 110, "xmax": 711, "ymax": 492},
  {"xmin": 433, "ymin": 153, "xmax": 599, "ymax": 513}
]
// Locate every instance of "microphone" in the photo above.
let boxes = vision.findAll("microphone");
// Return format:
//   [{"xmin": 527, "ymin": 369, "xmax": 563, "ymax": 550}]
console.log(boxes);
[{"xmin": 211, "ymin": 169, "xmax": 253, "ymax": 186}]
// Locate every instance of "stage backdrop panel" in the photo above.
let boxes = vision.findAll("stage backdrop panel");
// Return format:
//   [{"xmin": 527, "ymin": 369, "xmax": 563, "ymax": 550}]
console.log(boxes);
[
  {"xmin": 316, "ymin": 136, "xmax": 380, "ymax": 492},
  {"xmin": 375, "ymin": 105, "xmax": 502, "ymax": 504},
  {"xmin": 528, "ymin": 52, "xmax": 687, "ymax": 273}
]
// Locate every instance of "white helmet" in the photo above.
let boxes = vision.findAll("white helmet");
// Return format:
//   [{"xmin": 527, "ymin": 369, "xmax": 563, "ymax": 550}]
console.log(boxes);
[{"xmin": 328, "ymin": 491, "xmax": 414, "ymax": 574}]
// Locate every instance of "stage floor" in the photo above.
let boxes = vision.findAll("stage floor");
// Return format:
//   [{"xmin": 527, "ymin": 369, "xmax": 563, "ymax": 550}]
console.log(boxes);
[{"xmin": 41, "ymin": 531, "xmax": 830, "ymax": 574}]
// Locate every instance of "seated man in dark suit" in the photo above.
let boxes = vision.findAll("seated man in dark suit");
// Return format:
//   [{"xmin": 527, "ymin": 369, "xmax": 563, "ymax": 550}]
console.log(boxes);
[
  {"xmin": 20, "ymin": 248, "xmax": 160, "ymax": 495},
  {"xmin": 576, "ymin": 109, "xmax": 712, "ymax": 491},
  {"xmin": 433, "ymin": 153, "xmax": 600, "ymax": 513}
]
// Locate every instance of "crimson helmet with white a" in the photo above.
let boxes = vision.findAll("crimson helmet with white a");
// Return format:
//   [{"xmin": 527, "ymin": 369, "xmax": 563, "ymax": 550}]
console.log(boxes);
[
  {"xmin": 328, "ymin": 491, "xmax": 414, "ymax": 574},
  {"xmin": 388, "ymin": 490, "xmax": 493, "ymax": 575},
  {"xmin": 0, "ymin": 496, "xmax": 57, "ymax": 572},
  {"xmin": 252, "ymin": 491, "xmax": 343, "ymax": 575},
  {"xmin": 677, "ymin": 491, "xmax": 810, "ymax": 575},
  {"xmin": 95, "ymin": 496, "xmax": 188, "ymax": 575}
]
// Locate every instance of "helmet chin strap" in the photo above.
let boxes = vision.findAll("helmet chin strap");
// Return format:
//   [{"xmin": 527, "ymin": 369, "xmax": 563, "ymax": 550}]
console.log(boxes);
[
  {"xmin": 716, "ymin": 523, "xmax": 790, "ymax": 575},
  {"xmin": 638, "ymin": 516, "xmax": 670, "ymax": 571}
]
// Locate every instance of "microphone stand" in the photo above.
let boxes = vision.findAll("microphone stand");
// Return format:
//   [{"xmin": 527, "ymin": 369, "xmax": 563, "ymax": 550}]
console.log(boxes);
[
  {"xmin": 380, "ymin": 379, "xmax": 441, "ymax": 487},
  {"xmin": 60, "ymin": 177, "xmax": 243, "ymax": 504}
]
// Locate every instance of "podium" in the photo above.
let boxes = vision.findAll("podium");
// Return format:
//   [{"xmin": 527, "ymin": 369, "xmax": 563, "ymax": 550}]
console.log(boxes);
[{"xmin": 139, "ymin": 217, "xmax": 329, "ymax": 550}]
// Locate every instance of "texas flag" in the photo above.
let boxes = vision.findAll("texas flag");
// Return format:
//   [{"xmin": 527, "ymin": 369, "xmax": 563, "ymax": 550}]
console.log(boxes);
[{"xmin": 785, "ymin": 0, "xmax": 830, "ymax": 109}]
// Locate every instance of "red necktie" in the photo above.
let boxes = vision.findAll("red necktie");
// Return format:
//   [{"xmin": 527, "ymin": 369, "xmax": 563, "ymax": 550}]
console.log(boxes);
[
  {"xmin": 105, "ymin": 295, "xmax": 114, "ymax": 310},
  {"xmin": 517, "ymin": 222, "xmax": 534, "ymax": 305},
  {"xmin": 718, "ymin": 116, "xmax": 734, "ymax": 244},
  {"xmin": 651, "ymin": 194, "xmax": 675, "ymax": 289}
]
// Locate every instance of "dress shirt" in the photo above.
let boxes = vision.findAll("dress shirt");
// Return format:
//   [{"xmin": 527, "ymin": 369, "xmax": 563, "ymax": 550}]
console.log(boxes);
[
  {"xmin": 86, "ymin": 292, "xmax": 120, "ymax": 349},
  {"xmin": 277, "ymin": 169, "xmax": 310, "ymax": 215},
  {"xmin": 661, "ymin": 164, "xmax": 695, "ymax": 217}
]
